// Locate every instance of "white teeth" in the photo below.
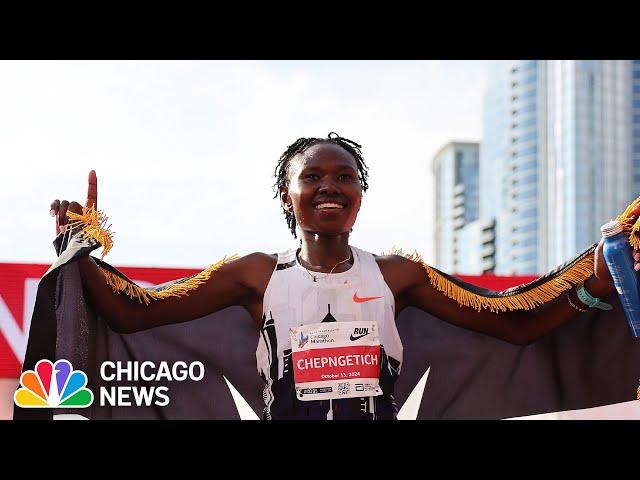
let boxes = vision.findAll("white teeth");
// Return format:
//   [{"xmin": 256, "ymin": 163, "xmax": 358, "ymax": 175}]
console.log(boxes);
[{"xmin": 315, "ymin": 203, "xmax": 344, "ymax": 209}]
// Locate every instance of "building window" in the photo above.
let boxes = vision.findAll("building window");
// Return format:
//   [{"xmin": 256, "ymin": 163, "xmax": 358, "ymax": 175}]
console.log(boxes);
[
  {"xmin": 519, "ymin": 188, "xmax": 536, "ymax": 200},
  {"xmin": 519, "ymin": 102, "xmax": 536, "ymax": 114},
  {"xmin": 516, "ymin": 222, "xmax": 537, "ymax": 233},
  {"xmin": 520, "ymin": 159, "xmax": 537, "ymax": 170},
  {"xmin": 519, "ymin": 251, "xmax": 537, "ymax": 262},
  {"xmin": 518, "ymin": 130, "xmax": 537, "ymax": 143},
  {"xmin": 516, "ymin": 145, "xmax": 537, "ymax": 157}
]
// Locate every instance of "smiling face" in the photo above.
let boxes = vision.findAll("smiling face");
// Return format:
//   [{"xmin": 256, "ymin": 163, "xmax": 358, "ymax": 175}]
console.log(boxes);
[{"xmin": 281, "ymin": 142, "xmax": 363, "ymax": 238}]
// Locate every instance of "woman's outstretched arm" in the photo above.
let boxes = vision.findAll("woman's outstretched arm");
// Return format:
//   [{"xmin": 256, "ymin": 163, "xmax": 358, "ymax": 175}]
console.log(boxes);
[
  {"xmin": 76, "ymin": 253, "xmax": 274, "ymax": 333},
  {"xmin": 51, "ymin": 171, "xmax": 275, "ymax": 334},
  {"xmin": 384, "ymin": 255, "xmax": 610, "ymax": 345}
]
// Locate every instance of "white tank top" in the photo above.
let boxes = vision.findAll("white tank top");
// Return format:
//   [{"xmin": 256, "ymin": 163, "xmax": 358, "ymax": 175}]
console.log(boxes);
[{"xmin": 256, "ymin": 245, "xmax": 403, "ymax": 420}]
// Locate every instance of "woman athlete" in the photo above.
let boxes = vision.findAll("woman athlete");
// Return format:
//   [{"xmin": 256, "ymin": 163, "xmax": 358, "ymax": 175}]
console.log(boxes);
[{"xmin": 48, "ymin": 133, "xmax": 640, "ymax": 420}]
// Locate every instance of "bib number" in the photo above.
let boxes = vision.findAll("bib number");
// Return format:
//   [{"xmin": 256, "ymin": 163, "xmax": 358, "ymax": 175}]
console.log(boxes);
[{"xmin": 290, "ymin": 321, "xmax": 382, "ymax": 401}]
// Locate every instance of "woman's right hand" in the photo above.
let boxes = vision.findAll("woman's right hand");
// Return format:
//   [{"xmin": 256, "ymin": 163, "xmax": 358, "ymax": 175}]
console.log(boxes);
[
  {"xmin": 49, "ymin": 170, "xmax": 98, "ymax": 236},
  {"xmin": 46, "ymin": 168, "xmax": 275, "ymax": 333}
]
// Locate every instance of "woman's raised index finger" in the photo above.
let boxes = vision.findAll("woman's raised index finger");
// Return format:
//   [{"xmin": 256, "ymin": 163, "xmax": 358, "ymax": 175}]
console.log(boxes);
[{"xmin": 86, "ymin": 170, "xmax": 97, "ymax": 209}]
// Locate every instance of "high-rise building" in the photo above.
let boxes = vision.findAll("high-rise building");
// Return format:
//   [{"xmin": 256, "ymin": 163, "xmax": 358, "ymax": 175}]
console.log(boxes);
[
  {"xmin": 432, "ymin": 142, "xmax": 482, "ymax": 273},
  {"xmin": 478, "ymin": 60, "xmax": 541, "ymax": 274},
  {"xmin": 481, "ymin": 60, "xmax": 637, "ymax": 274}
]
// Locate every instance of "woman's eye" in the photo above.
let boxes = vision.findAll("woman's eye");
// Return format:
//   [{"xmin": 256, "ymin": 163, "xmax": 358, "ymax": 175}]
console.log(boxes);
[
  {"xmin": 306, "ymin": 174, "xmax": 319, "ymax": 180},
  {"xmin": 339, "ymin": 174, "xmax": 354, "ymax": 181}
]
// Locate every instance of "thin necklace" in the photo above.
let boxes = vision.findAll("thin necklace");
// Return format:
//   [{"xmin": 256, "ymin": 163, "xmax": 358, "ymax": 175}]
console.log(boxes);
[{"xmin": 296, "ymin": 249, "xmax": 353, "ymax": 282}]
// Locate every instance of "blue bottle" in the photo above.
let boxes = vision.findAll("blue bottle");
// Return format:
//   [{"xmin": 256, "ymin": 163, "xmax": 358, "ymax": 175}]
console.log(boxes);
[{"xmin": 601, "ymin": 219, "xmax": 640, "ymax": 337}]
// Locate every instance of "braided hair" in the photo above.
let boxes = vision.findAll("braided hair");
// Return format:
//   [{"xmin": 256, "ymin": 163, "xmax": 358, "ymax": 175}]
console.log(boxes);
[{"xmin": 273, "ymin": 132, "xmax": 370, "ymax": 238}]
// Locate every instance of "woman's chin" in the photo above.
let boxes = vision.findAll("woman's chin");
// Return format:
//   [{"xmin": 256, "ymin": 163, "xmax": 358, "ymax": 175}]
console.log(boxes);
[{"xmin": 301, "ymin": 227, "xmax": 352, "ymax": 238}]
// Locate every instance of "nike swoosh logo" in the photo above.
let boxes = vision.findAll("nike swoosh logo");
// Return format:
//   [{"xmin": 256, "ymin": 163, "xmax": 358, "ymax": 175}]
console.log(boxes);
[
  {"xmin": 353, "ymin": 292, "xmax": 383, "ymax": 303},
  {"xmin": 350, "ymin": 332, "xmax": 370, "ymax": 341}
]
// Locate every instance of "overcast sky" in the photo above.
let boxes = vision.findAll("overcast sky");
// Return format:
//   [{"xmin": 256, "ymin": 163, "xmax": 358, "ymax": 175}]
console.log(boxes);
[{"xmin": 0, "ymin": 60, "xmax": 490, "ymax": 268}]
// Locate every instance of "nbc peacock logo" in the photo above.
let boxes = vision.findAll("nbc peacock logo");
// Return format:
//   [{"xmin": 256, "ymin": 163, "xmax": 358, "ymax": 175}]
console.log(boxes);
[{"xmin": 14, "ymin": 359, "xmax": 94, "ymax": 408}]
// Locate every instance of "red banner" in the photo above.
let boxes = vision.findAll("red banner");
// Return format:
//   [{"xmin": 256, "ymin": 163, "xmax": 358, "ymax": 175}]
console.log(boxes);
[
  {"xmin": 0, "ymin": 262, "xmax": 201, "ymax": 378},
  {"xmin": 0, "ymin": 262, "xmax": 536, "ymax": 379}
]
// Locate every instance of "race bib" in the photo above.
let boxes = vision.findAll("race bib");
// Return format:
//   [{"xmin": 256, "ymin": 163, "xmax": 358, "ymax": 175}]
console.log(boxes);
[{"xmin": 290, "ymin": 321, "xmax": 383, "ymax": 401}]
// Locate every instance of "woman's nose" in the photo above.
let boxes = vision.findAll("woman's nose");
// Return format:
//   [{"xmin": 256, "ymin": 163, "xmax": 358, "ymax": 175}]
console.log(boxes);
[{"xmin": 318, "ymin": 178, "xmax": 339, "ymax": 194}]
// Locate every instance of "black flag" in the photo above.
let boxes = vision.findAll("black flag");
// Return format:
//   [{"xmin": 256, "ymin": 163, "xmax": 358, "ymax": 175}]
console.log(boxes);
[{"xmin": 14, "ymin": 234, "xmax": 640, "ymax": 420}]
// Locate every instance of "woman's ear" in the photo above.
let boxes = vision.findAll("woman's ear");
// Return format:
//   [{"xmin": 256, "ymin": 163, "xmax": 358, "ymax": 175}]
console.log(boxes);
[{"xmin": 280, "ymin": 187, "xmax": 292, "ymax": 211}]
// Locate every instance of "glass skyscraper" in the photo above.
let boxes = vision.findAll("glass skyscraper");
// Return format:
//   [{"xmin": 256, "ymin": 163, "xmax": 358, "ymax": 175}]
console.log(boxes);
[{"xmin": 481, "ymin": 60, "xmax": 637, "ymax": 274}]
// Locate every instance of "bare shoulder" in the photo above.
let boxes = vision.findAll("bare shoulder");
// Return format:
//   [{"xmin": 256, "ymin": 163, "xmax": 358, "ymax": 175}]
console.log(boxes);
[
  {"xmin": 229, "ymin": 251, "xmax": 277, "ymax": 278},
  {"xmin": 375, "ymin": 253, "xmax": 425, "ymax": 277},
  {"xmin": 210, "ymin": 251, "xmax": 276, "ymax": 297},
  {"xmin": 230, "ymin": 251, "xmax": 278, "ymax": 268},
  {"xmin": 374, "ymin": 254, "xmax": 427, "ymax": 297}
]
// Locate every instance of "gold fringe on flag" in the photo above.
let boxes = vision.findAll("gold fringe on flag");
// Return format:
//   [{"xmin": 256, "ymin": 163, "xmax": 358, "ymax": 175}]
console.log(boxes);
[
  {"xmin": 385, "ymin": 247, "xmax": 595, "ymax": 313},
  {"xmin": 65, "ymin": 205, "xmax": 114, "ymax": 259},
  {"xmin": 65, "ymin": 205, "xmax": 240, "ymax": 305},
  {"xmin": 98, "ymin": 255, "xmax": 240, "ymax": 306}
]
